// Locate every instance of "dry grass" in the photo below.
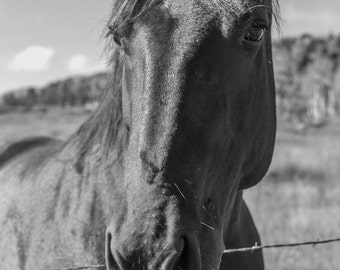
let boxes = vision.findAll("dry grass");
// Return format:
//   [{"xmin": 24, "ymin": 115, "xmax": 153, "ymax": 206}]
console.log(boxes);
[
  {"xmin": 0, "ymin": 108, "xmax": 88, "ymax": 145},
  {"xmin": 1, "ymin": 110, "xmax": 339, "ymax": 269},
  {"xmin": 245, "ymin": 118, "xmax": 340, "ymax": 270}
]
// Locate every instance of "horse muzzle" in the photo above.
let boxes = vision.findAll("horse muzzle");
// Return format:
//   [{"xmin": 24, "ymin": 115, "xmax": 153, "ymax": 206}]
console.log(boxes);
[{"xmin": 105, "ymin": 231, "xmax": 202, "ymax": 270}]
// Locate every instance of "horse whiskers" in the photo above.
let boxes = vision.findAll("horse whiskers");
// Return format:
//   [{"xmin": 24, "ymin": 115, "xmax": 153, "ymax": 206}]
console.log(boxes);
[
  {"xmin": 200, "ymin": 221, "xmax": 215, "ymax": 231},
  {"xmin": 173, "ymin": 183, "xmax": 187, "ymax": 204},
  {"xmin": 202, "ymin": 204, "xmax": 217, "ymax": 219},
  {"xmin": 184, "ymin": 178, "xmax": 192, "ymax": 185}
]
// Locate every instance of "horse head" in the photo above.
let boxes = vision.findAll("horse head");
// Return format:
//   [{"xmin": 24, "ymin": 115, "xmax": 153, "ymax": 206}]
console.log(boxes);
[{"xmin": 105, "ymin": 0, "xmax": 277, "ymax": 269}]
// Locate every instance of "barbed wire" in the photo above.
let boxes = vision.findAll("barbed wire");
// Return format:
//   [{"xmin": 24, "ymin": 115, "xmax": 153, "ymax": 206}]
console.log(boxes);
[
  {"xmin": 54, "ymin": 237, "xmax": 340, "ymax": 270},
  {"xmin": 223, "ymin": 237, "xmax": 340, "ymax": 254}
]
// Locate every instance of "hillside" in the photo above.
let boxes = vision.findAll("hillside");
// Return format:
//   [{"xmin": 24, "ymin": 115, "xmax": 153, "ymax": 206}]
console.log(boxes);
[
  {"xmin": 1, "ymin": 34, "xmax": 340, "ymax": 127},
  {"xmin": 274, "ymin": 34, "xmax": 340, "ymax": 127},
  {"xmin": 0, "ymin": 72, "xmax": 110, "ymax": 111}
]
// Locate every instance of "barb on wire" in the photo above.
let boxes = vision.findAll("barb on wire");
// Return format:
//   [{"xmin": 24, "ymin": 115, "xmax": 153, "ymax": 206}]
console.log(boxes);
[
  {"xmin": 223, "ymin": 237, "xmax": 340, "ymax": 254},
  {"xmin": 54, "ymin": 237, "xmax": 340, "ymax": 270}
]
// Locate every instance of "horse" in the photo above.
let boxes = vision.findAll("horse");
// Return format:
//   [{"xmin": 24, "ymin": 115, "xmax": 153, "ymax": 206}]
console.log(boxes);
[{"xmin": 0, "ymin": 0, "xmax": 279, "ymax": 269}]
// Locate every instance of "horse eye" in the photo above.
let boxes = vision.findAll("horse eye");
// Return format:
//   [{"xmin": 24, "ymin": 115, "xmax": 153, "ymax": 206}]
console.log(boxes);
[
  {"xmin": 113, "ymin": 34, "xmax": 122, "ymax": 46},
  {"xmin": 244, "ymin": 26, "xmax": 265, "ymax": 42},
  {"xmin": 106, "ymin": 25, "xmax": 123, "ymax": 47}
]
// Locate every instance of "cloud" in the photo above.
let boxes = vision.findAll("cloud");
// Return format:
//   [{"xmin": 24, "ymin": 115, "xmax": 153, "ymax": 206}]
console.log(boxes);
[
  {"xmin": 282, "ymin": 2, "xmax": 340, "ymax": 36},
  {"xmin": 68, "ymin": 54, "xmax": 106, "ymax": 73},
  {"xmin": 0, "ymin": 3, "xmax": 5, "ymax": 20},
  {"xmin": 68, "ymin": 54, "xmax": 89, "ymax": 73},
  {"xmin": 8, "ymin": 46, "xmax": 54, "ymax": 72},
  {"xmin": 0, "ymin": 5, "xmax": 3, "ymax": 19}
]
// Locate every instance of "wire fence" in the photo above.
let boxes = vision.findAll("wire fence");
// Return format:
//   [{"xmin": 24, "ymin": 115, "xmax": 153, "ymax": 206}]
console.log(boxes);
[
  {"xmin": 222, "ymin": 237, "xmax": 340, "ymax": 254},
  {"xmin": 53, "ymin": 237, "xmax": 340, "ymax": 270}
]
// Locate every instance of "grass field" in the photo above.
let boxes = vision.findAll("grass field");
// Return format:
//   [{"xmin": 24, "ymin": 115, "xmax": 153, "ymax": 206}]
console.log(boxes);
[
  {"xmin": 0, "ymin": 109, "xmax": 339, "ymax": 269},
  {"xmin": 245, "ymin": 119, "xmax": 340, "ymax": 270}
]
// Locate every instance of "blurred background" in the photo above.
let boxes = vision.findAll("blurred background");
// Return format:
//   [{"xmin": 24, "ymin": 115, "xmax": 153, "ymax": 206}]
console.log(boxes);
[{"xmin": 0, "ymin": 0, "xmax": 339, "ymax": 269}]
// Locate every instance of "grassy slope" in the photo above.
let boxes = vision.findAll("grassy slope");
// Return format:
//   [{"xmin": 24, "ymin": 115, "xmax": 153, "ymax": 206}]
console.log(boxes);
[
  {"xmin": 0, "ymin": 108, "xmax": 88, "ymax": 145},
  {"xmin": 1, "ymin": 110, "xmax": 339, "ymax": 269},
  {"xmin": 245, "ymin": 118, "xmax": 340, "ymax": 270}
]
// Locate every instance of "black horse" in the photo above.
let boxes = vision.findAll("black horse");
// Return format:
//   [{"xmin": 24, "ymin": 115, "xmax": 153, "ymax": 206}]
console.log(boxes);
[{"xmin": 0, "ymin": 0, "xmax": 279, "ymax": 269}]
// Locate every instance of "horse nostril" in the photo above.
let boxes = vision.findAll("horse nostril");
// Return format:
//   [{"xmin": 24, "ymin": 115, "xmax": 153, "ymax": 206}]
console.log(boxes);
[
  {"xmin": 173, "ymin": 236, "xmax": 202, "ymax": 270},
  {"xmin": 105, "ymin": 231, "xmax": 121, "ymax": 270},
  {"xmin": 173, "ymin": 237, "xmax": 189, "ymax": 270},
  {"xmin": 162, "ymin": 236, "xmax": 197, "ymax": 270},
  {"xmin": 105, "ymin": 232, "xmax": 200, "ymax": 270},
  {"xmin": 161, "ymin": 237, "xmax": 185, "ymax": 270}
]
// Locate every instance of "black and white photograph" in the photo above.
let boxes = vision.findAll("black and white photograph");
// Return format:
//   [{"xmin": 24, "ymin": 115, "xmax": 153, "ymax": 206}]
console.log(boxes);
[{"xmin": 0, "ymin": 0, "xmax": 339, "ymax": 269}]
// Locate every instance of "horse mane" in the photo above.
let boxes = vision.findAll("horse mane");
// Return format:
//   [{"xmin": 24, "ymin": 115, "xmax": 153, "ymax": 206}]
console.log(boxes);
[
  {"xmin": 71, "ymin": 1, "xmax": 160, "ymax": 172},
  {"xmin": 107, "ymin": 0, "xmax": 161, "ymax": 33},
  {"xmin": 70, "ymin": 48, "xmax": 126, "ymax": 173},
  {"xmin": 106, "ymin": 0, "xmax": 281, "ymax": 34},
  {"xmin": 0, "ymin": 137, "xmax": 59, "ymax": 169}
]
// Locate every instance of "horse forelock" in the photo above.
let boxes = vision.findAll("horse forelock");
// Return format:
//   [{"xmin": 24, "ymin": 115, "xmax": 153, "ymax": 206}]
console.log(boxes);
[
  {"xmin": 107, "ymin": 0, "xmax": 162, "ymax": 33},
  {"xmin": 106, "ymin": 0, "xmax": 280, "ymax": 35}
]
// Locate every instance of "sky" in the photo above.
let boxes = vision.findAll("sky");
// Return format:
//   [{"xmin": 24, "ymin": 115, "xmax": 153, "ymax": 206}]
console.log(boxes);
[{"xmin": 0, "ymin": 0, "xmax": 339, "ymax": 93}]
